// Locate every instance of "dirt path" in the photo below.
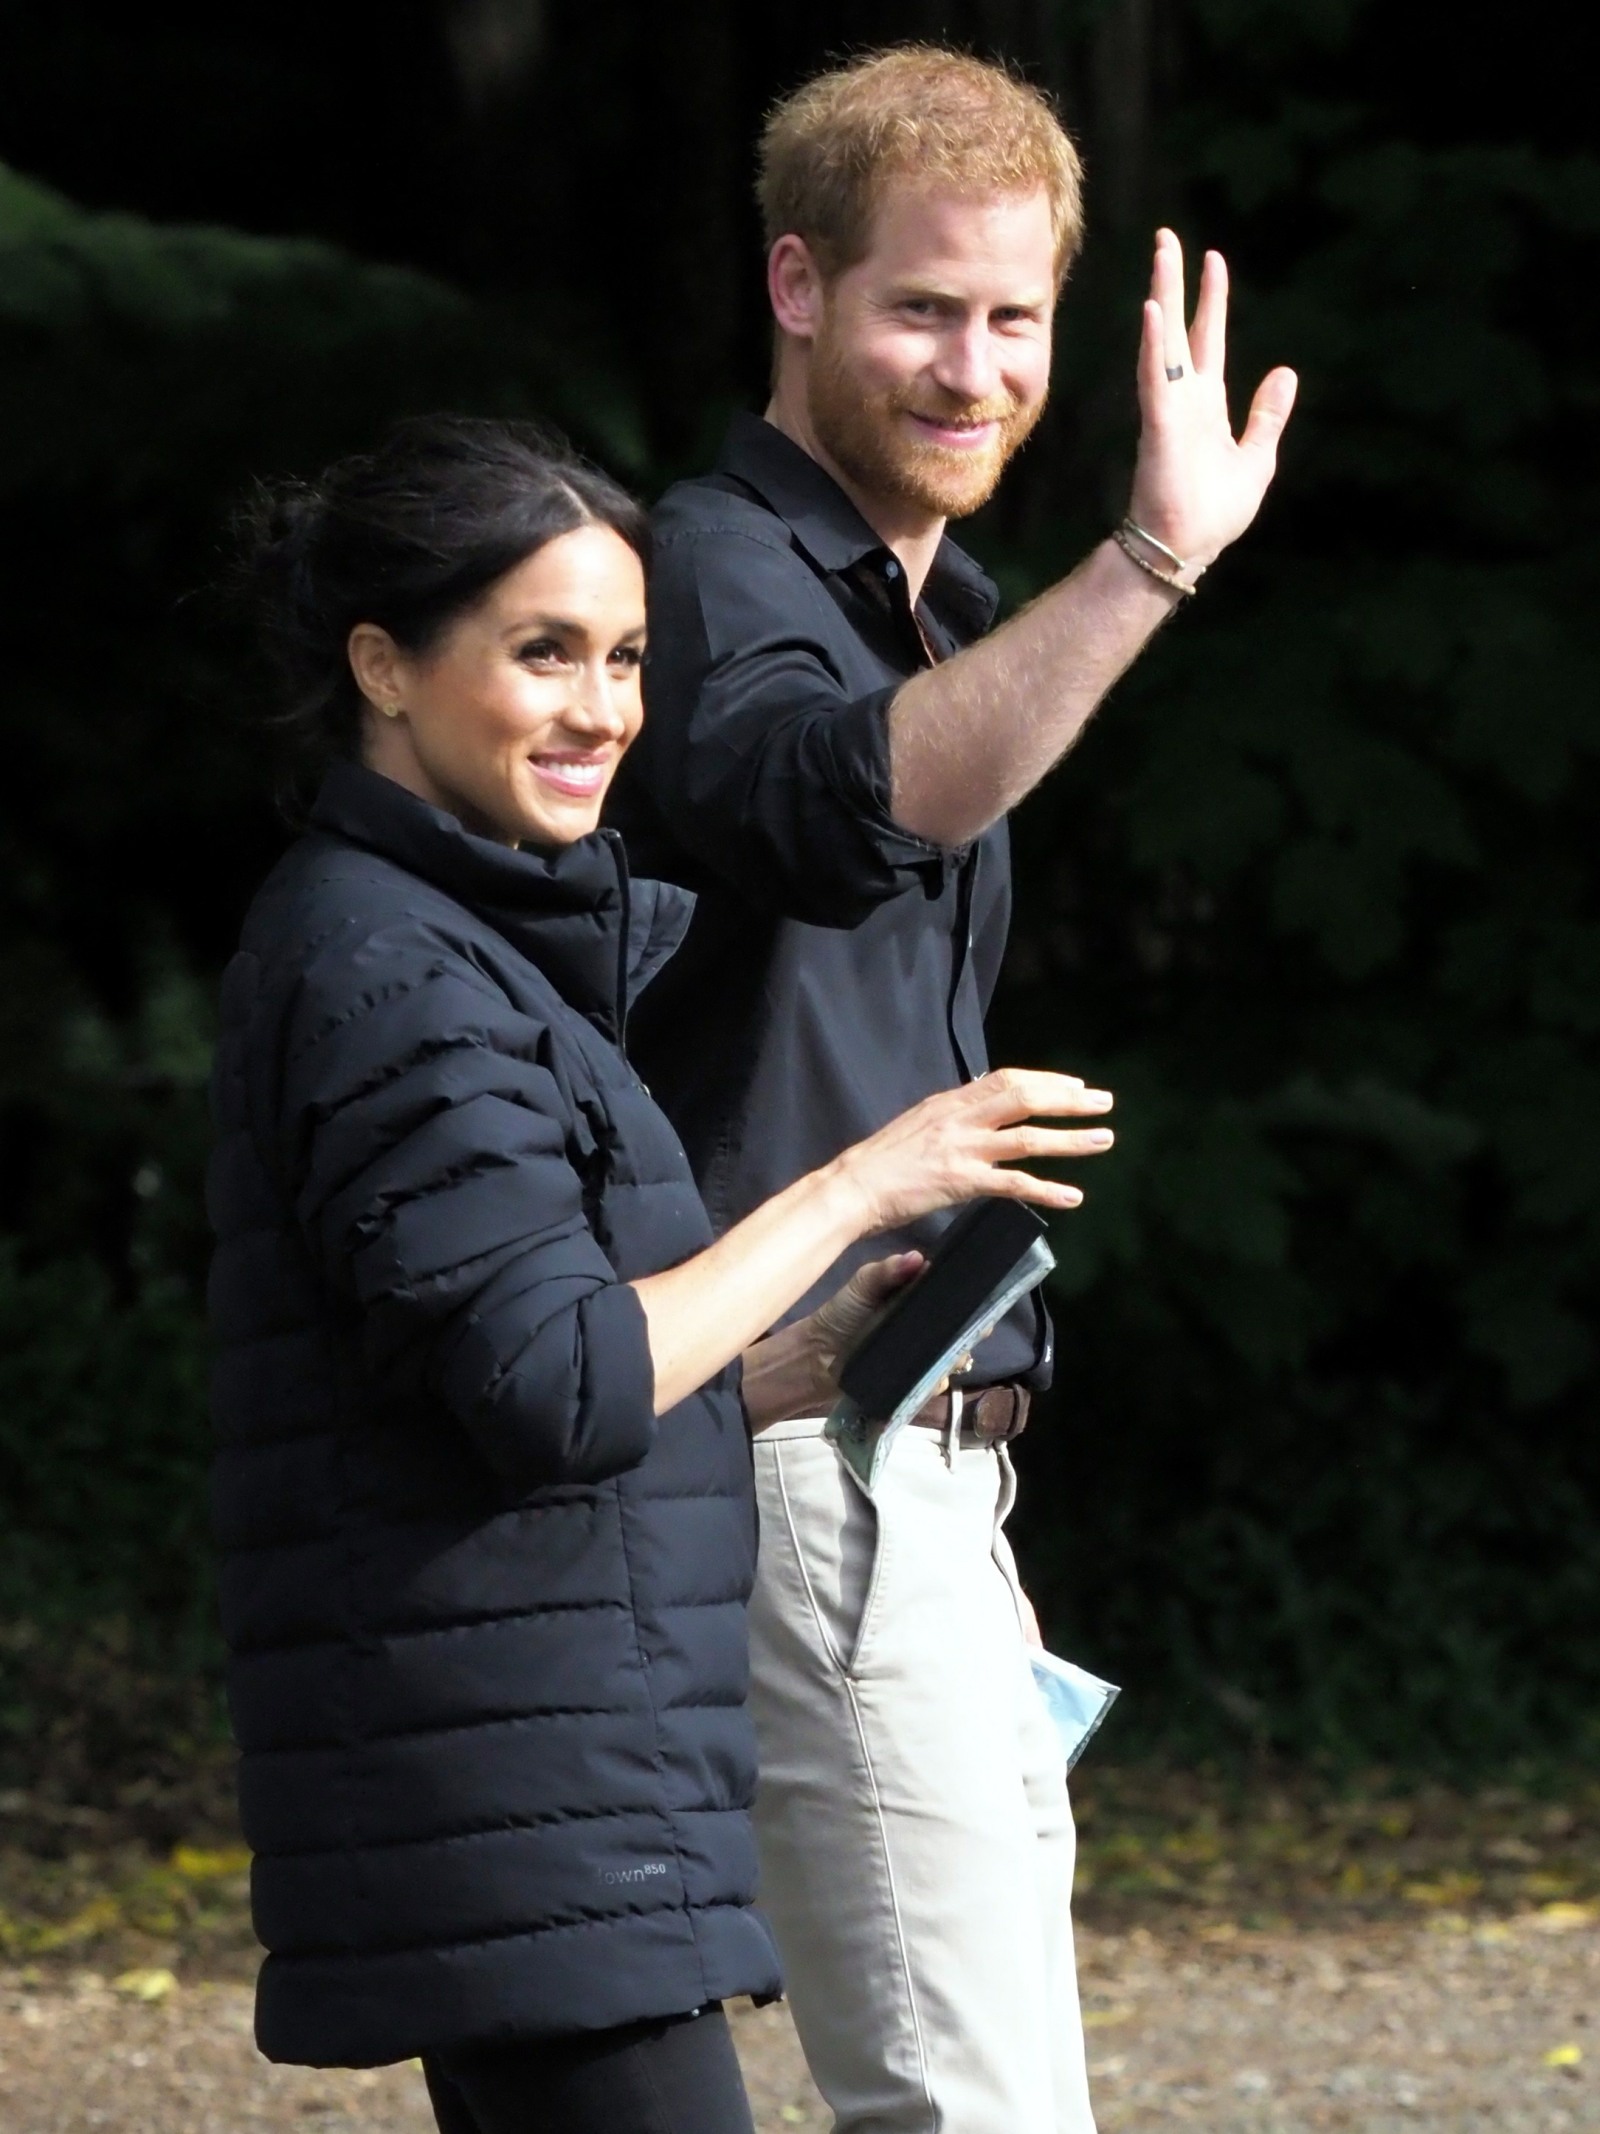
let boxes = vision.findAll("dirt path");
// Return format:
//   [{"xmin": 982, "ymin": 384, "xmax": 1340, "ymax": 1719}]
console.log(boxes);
[
  {"xmin": 1078, "ymin": 1912, "xmax": 1598, "ymax": 2130},
  {"xmin": 0, "ymin": 1975, "xmax": 815, "ymax": 2133},
  {"xmin": 4, "ymin": 1768, "xmax": 1596, "ymax": 2128},
  {"xmin": 2, "ymin": 1907, "xmax": 1596, "ymax": 2133}
]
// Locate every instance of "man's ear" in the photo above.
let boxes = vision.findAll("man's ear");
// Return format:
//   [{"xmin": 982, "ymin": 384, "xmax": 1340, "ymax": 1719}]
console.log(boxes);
[
  {"xmin": 347, "ymin": 622, "xmax": 404, "ymax": 716},
  {"xmin": 767, "ymin": 234, "xmax": 827, "ymax": 344}
]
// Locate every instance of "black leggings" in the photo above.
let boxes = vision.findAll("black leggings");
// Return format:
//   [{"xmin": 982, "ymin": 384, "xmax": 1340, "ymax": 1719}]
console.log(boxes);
[{"xmin": 421, "ymin": 2005, "xmax": 756, "ymax": 2134}]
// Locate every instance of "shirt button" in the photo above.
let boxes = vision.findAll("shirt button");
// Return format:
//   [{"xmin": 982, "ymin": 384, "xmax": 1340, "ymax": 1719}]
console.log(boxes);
[{"xmin": 883, "ymin": 559, "xmax": 900, "ymax": 580}]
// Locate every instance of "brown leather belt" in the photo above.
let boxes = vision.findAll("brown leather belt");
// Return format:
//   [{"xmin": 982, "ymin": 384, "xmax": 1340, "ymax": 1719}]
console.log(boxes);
[{"xmin": 905, "ymin": 1383, "xmax": 1030, "ymax": 1446}]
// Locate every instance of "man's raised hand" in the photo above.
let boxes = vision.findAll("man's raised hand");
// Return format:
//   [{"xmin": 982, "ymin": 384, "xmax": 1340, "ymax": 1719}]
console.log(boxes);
[{"xmin": 1126, "ymin": 229, "xmax": 1298, "ymax": 579}]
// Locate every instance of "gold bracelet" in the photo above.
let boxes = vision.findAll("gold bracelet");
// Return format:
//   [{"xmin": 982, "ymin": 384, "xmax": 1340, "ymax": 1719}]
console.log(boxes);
[{"xmin": 1112, "ymin": 525, "xmax": 1194, "ymax": 598}]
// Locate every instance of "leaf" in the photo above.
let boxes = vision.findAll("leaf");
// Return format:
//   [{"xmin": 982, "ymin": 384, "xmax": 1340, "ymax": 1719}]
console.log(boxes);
[
  {"xmin": 1268, "ymin": 1076, "xmax": 1480, "ymax": 1167},
  {"xmin": 1460, "ymin": 1271, "xmax": 1595, "ymax": 1408},
  {"xmin": 1401, "ymin": 1873, "xmax": 1483, "ymax": 1906},
  {"xmin": 169, "ymin": 1844, "xmax": 251, "ymax": 1881},
  {"xmin": 1082, "ymin": 2004, "xmax": 1136, "ymax": 2030},
  {"xmin": 112, "ymin": 1967, "xmax": 176, "ymax": 2003}
]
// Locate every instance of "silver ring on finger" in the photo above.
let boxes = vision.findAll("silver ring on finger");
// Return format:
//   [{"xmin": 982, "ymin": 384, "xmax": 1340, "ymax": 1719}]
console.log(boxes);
[{"xmin": 1165, "ymin": 362, "xmax": 1186, "ymax": 381}]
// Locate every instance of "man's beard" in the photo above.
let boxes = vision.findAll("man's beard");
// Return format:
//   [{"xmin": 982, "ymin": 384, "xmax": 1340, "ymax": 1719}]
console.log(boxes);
[{"xmin": 806, "ymin": 328, "xmax": 1045, "ymax": 521}]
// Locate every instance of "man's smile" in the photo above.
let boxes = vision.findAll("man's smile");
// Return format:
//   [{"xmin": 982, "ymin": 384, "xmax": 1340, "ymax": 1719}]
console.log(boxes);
[{"xmin": 904, "ymin": 411, "xmax": 1003, "ymax": 450}]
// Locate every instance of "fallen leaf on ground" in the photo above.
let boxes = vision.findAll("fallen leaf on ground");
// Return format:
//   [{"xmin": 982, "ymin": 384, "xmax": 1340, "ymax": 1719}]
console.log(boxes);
[
  {"xmin": 1402, "ymin": 1874, "xmax": 1483, "ymax": 1907},
  {"xmin": 1535, "ymin": 1901, "xmax": 1597, "ymax": 1932},
  {"xmin": 112, "ymin": 1967, "xmax": 176, "ymax": 2003},
  {"xmin": 170, "ymin": 1845, "xmax": 251, "ymax": 1881},
  {"xmin": 1082, "ymin": 2004, "xmax": 1135, "ymax": 2029}
]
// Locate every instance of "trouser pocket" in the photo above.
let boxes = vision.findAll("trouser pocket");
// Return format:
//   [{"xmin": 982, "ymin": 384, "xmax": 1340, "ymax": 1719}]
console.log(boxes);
[{"xmin": 763, "ymin": 1436, "xmax": 888, "ymax": 1679}]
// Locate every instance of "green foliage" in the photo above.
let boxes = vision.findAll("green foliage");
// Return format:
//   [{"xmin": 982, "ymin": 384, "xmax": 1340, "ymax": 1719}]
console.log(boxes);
[
  {"xmin": 0, "ymin": 1235, "xmax": 220, "ymax": 1817},
  {"xmin": 0, "ymin": 1615, "xmax": 229, "ymax": 1838},
  {"xmin": 0, "ymin": 1247, "xmax": 210, "ymax": 1626},
  {"xmin": 989, "ymin": 1, "xmax": 1600, "ymax": 1768}
]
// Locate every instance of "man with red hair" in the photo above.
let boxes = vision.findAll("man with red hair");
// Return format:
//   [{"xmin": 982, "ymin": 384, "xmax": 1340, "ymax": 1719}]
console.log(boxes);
[{"xmin": 612, "ymin": 44, "xmax": 1295, "ymax": 2133}]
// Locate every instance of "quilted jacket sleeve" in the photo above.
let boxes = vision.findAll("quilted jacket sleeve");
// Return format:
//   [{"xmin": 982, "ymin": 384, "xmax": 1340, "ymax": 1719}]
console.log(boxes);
[{"xmin": 267, "ymin": 918, "xmax": 657, "ymax": 1492}]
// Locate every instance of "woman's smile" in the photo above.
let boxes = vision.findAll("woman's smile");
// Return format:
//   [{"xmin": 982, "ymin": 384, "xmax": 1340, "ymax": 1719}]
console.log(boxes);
[{"xmin": 529, "ymin": 748, "xmax": 616, "ymax": 798}]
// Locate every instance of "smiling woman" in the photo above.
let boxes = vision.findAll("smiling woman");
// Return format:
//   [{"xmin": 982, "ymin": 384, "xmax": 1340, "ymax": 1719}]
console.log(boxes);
[
  {"xmin": 240, "ymin": 417, "xmax": 653, "ymax": 798},
  {"xmin": 350, "ymin": 523, "xmax": 647, "ymax": 848},
  {"xmin": 210, "ymin": 414, "xmax": 1112, "ymax": 2133}
]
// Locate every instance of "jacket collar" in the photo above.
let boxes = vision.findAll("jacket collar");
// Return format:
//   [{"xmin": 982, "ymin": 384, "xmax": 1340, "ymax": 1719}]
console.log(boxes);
[
  {"xmin": 713, "ymin": 409, "xmax": 1000, "ymax": 636},
  {"xmin": 311, "ymin": 761, "xmax": 693, "ymax": 1037}
]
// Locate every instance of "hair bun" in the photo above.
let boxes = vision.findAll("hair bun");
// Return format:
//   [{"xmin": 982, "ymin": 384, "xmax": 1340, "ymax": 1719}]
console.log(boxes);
[
  {"xmin": 260, "ymin": 479, "xmax": 321, "ymax": 553},
  {"xmin": 240, "ymin": 476, "xmax": 321, "ymax": 600}
]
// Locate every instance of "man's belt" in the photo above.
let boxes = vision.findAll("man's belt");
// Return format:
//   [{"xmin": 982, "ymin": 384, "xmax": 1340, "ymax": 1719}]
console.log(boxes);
[{"xmin": 904, "ymin": 1383, "xmax": 1030, "ymax": 1446}]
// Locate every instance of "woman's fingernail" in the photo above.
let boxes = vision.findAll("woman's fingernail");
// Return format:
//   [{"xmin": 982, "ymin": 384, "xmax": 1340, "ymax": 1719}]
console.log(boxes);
[
  {"xmin": 1088, "ymin": 1129, "xmax": 1114, "ymax": 1145},
  {"xmin": 1086, "ymin": 1089, "xmax": 1114, "ymax": 1108},
  {"xmin": 1061, "ymin": 1186, "xmax": 1083, "ymax": 1205}
]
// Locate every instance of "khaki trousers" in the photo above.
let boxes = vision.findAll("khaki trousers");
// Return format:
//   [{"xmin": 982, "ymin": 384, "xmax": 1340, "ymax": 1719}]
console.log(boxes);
[{"xmin": 748, "ymin": 1420, "xmax": 1096, "ymax": 2134}]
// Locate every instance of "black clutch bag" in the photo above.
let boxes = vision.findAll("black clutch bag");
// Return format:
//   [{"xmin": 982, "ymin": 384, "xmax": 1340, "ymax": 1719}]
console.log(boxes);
[{"xmin": 826, "ymin": 1200, "xmax": 1055, "ymax": 1489}]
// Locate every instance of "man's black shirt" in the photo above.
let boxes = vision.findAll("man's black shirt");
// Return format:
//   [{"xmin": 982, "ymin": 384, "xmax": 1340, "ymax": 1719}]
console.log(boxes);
[{"xmin": 610, "ymin": 412, "xmax": 1051, "ymax": 1388}]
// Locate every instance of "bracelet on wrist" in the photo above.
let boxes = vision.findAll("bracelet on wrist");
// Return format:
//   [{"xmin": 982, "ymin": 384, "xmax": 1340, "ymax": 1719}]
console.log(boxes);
[
  {"xmin": 1112, "ymin": 526, "xmax": 1193, "ymax": 598},
  {"xmin": 1114, "ymin": 517, "xmax": 1205, "ymax": 597}
]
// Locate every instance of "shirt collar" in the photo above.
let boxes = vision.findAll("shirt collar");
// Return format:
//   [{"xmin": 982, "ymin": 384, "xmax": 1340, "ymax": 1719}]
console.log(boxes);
[{"xmin": 714, "ymin": 410, "xmax": 1000, "ymax": 634}]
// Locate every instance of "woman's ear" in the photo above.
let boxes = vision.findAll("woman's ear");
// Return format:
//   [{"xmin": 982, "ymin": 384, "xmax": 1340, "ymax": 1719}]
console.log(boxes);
[{"xmin": 347, "ymin": 622, "xmax": 405, "ymax": 717}]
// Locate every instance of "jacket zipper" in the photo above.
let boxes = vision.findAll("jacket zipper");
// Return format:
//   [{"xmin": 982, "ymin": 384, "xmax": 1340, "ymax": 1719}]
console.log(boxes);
[{"xmin": 601, "ymin": 827, "xmax": 632, "ymax": 1052}]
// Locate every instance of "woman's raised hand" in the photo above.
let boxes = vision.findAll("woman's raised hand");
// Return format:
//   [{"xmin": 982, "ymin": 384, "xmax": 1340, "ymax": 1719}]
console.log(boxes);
[
  {"xmin": 635, "ymin": 1071, "xmax": 1111, "ymax": 1419},
  {"xmin": 827, "ymin": 1068, "xmax": 1113, "ymax": 1237}
]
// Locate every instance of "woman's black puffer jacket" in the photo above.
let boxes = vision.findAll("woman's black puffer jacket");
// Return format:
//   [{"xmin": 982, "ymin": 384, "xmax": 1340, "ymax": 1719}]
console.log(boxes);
[{"xmin": 207, "ymin": 762, "xmax": 781, "ymax": 2068}]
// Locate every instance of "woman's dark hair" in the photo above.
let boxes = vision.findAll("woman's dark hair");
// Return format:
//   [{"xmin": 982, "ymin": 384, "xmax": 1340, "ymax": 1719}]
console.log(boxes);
[{"xmin": 236, "ymin": 414, "xmax": 651, "ymax": 767}]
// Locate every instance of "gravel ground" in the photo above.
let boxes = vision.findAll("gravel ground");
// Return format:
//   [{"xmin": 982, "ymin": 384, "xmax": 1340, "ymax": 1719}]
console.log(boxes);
[
  {"xmin": 3, "ymin": 1769, "xmax": 1596, "ymax": 2130},
  {"xmin": 2, "ymin": 1907, "xmax": 1596, "ymax": 2133},
  {"xmin": 0, "ymin": 1974, "xmax": 824, "ymax": 2131},
  {"xmin": 1078, "ymin": 1911, "xmax": 1599, "ymax": 2131}
]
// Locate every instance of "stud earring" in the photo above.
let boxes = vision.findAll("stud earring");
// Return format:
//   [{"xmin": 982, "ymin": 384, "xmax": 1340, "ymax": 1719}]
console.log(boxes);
[{"xmin": 383, "ymin": 702, "xmax": 402, "ymax": 719}]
